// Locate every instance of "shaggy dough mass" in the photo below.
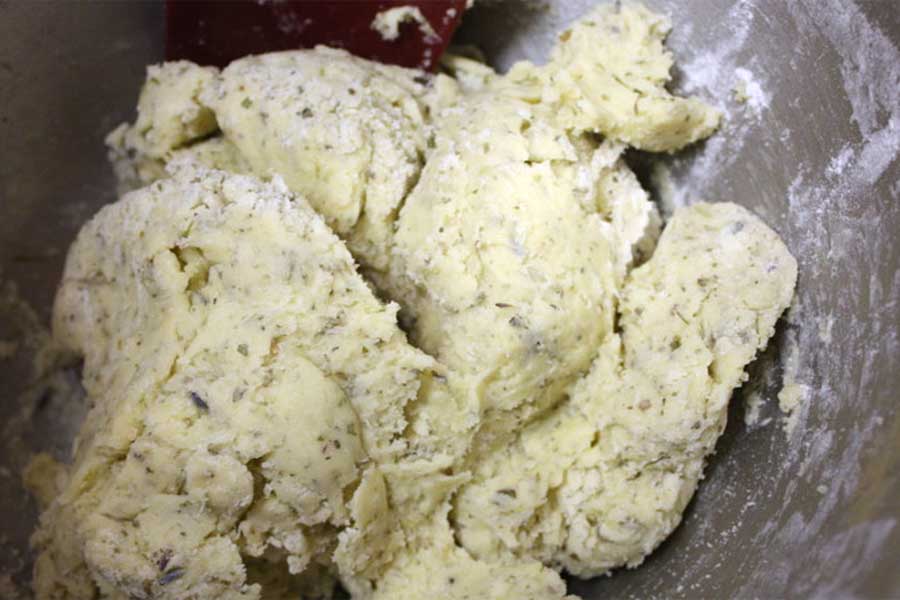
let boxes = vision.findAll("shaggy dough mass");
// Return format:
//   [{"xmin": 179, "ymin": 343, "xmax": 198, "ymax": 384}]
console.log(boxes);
[{"xmin": 30, "ymin": 4, "xmax": 796, "ymax": 599}]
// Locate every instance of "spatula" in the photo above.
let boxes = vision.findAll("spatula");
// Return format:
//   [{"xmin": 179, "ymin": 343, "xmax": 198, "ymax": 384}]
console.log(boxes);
[{"xmin": 166, "ymin": 0, "xmax": 467, "ymax": 70}]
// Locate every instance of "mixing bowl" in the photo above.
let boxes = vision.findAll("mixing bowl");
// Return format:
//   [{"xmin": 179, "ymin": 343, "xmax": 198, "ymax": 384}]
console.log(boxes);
[{"xmin": 1, "ymin": 1, "xmax": 898, "ymax": 597}]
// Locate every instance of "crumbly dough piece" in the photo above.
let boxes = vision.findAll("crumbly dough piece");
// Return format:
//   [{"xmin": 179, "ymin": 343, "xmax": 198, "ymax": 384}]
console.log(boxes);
[
  {"xmin": 371, "ymin": 6, "xmax": 438, "ymax": 42},
  {"xmin": 452, "ymin": 203, "xmax": 797, "ymax": 575},
  {"xmin": 105, "ymin": 61, "xmax": 223, "ymax": 193},
  {"xmin": 205, "ymin": 47, "xmax": 434, "ymax": 273},
  {"xmin": 518, "ymin": 3, "xmax": 721, "ymax": 152},
  {"xmin": 383, "ymin": 91, "xmax": 655, "ymax": 464},
  {"xmin": 108, "ymin": 132, "xmax": 251, "ymax": 195},
  {"xmin": 373, "ymin": 540, "xmax": 571, "ymax": 600},
  {"xmin": 31, "ymin": 168, "xmax": 435, "ymax": 599},
  {"xmin": 23, "ymin": 453, "xmax": 68, "ymax": 509},
  {"xmin": 115, "ymin": 61, "xmax": 218, "ymax": 159}
]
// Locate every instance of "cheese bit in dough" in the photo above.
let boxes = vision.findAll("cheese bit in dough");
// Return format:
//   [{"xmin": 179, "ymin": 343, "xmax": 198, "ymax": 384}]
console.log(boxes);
[
  {"xmin": 31, "ymin": 168, "xmax": 436, "ymax": 599},
  {"xmin": 452, "ymin": 202, "xmax": 797, "ymax": 576}
]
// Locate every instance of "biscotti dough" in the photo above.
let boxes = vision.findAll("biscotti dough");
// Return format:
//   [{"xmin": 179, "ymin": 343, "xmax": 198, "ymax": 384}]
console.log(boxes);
[{"xmin": 31, "ymin": 4, "xmax": 796, "ymax": 599}]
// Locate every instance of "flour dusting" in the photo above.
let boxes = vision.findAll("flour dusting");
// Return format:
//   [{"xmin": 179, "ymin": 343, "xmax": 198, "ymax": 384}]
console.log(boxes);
[
  {"xmin": 826, "ymin": 144, "xmax": 855, "ymax": 177},
  {"xmin": 732, "ymin": 67, "xmax": 770, "ymax": 115},
  {"xmin": 817, "ymin": 315, "xmax": 834, "ymax": 344},
  {"xmin": 756, "ymin": 0, "xmax": 898, "ymax": 595},
  {"xmin": 777, "ymin": 330, "xmax": 809, "ymax": 434},
  {"xmin": 661, "ymin": 1, "xmax": 768, "ymax": 211}
]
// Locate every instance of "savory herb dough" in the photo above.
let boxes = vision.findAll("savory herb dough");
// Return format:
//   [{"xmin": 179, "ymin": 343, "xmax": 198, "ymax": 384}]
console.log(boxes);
[{"xmin": 30, "ymin": 4, "xmax": 796, "ymax": 599}]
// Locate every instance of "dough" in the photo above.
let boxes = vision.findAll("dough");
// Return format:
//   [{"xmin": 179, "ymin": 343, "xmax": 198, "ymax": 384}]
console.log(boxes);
[
  {"xmin": 452, "ymin": 203, "xmax": 797, "ymax": 575},
  {"xmin": 383, "ymin": 76, "xmax": 659, "ymax": 466},
  {"xmin": 530, "ymin": 3, "xmax": 721, "ymax": 152},
  {"xmin": 371, "ymin": 6, "xmax": 438, "ymax": 42},
  {"xmin": 32, "ymin": 170, "xmax": 433, "ymax": 599},
  {"xmin": 105, "ymin": 61, "xmax": 223, "ymax": 193},
  {"xmin": 31, "ymin": 4, "xmax": 796, "ymax": 600},
  {"xmin": 205, "ymin": 47, "xmax": 436, "ymax": 274}
]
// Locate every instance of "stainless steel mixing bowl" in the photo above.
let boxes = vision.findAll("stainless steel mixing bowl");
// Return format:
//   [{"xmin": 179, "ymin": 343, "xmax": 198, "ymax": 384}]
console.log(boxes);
[{"xmin": 1, "ymin": 1, "xmax": 898, "ymax": 597}]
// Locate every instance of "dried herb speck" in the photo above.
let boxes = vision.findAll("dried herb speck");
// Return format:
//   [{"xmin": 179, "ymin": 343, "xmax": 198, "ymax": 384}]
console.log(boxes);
[
  {"xmin": 189, "ymin": 391, "xmax": 208, "ymax": 411},
  {"xmin": 156, "ymin": 549, "xmax": 172, "ymax": 571},
  {"xmin": 158, "ymin": 567, "xmax": 184, "ymax": 586},
  {"xmin": 509, "ymin": 316, "xmax": 526, "ymax": 329}
]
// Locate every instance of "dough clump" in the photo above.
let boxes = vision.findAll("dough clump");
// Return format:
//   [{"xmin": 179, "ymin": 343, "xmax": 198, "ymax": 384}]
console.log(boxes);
[{"xmin": 32, "ymin": 3, "xmax": 795, "ymax": 599}]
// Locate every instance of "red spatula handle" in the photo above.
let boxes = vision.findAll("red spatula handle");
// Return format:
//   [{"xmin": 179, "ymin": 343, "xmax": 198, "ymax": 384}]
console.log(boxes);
[{"xmin": 166, "ymin": 0, "xmax": 466, "ymax": 70}]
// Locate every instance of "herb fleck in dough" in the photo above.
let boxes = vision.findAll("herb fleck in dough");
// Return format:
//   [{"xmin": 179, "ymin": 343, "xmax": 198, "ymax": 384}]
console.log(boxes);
[{"xmin": 32, "ymin": 4, "xmax": 796, "ymax": 599}]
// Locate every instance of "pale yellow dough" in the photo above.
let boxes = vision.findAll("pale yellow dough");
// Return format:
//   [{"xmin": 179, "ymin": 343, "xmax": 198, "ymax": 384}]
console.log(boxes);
[{"xmin": 31, "ymin": 4, "xmax": 796, "ymax": 600}]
